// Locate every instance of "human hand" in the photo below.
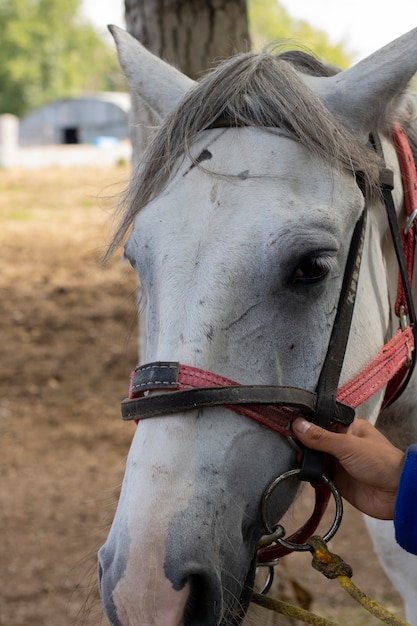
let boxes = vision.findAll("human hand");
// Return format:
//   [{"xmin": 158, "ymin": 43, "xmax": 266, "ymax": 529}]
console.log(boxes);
[{"xmin": 292, "ymin": 417, "xmax": 405, "ymax": 520}]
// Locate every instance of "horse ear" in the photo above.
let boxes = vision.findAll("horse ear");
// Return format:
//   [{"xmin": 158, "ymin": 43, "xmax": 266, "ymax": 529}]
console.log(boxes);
[
  {"xmin": 311, "ymin": 27, "xmax": 417, "ymax": 139},
  {"xmin": 108, "ymin": 25, "xmax": 195, "ymax": 119}
]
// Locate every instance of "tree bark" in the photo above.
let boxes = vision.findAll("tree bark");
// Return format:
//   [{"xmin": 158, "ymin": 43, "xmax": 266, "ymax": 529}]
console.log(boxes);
[
  {"xmin": 124, "ymin": 0, "xmax": 250, "ymax": 160},
  {"xmin": 125, "ymin": 0, "xmax": 250, "ymax": 78}
]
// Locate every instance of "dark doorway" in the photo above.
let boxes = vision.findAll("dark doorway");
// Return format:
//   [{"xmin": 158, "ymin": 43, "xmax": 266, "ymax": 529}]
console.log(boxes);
[{"xmin": 62, "ymin": 127, "xmax": 79, "ymax": 144}]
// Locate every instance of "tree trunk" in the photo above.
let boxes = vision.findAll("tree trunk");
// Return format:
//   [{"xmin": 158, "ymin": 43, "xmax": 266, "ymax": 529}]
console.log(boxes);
[
  {"xmin": 124, "ymin": 0, "xmax": 250, "ymax": 160},
  {"xmin": 125, "ymin": 0, "xmax": 250, "ymax": 78}
]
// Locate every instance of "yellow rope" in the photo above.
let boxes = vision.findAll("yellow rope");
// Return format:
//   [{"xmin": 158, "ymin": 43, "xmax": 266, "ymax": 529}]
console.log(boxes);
[
  {"xmin": 309, "ymin": 536, "xmax": 410, "ymax": 626},
  {"xmin": 252, "ymin": 535, "xmax": 411, "ymax": 626},
  {"xmin": 251, "ymin": 592, "xmax": 340, "ymax": 625},
  {"xmin": 337, "ymin": 575, "xmax": 407, "ymax": 625}
]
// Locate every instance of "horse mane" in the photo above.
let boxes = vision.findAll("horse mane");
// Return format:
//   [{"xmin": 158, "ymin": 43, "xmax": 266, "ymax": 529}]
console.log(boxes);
[{"xmin": 108, "ymin": 47, "xmax": 416, "ymax": 255}]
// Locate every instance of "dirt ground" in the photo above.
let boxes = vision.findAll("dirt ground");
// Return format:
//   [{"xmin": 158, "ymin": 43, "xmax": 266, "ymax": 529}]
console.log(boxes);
[{"xmin": 0, "ymin": 167, "xmax": 406, "ymax": 625}]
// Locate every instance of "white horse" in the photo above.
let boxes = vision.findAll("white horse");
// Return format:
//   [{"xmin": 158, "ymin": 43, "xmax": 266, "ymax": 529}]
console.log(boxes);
[{"xmin": 99, "ymin": 26, "xmax": 417, "ymax": 625}]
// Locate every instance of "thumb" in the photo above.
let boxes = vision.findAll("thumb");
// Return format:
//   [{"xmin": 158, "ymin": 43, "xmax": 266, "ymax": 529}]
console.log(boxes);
[{"xmin": 292, "ymin": 417, "xmax": 342, "ymax": 454}]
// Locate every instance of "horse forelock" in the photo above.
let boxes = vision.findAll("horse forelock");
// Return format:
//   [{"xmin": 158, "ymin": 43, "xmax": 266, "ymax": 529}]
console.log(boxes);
[{"xmin": 107, "ymin": 47, "xmax": 414, "ymax": 256}]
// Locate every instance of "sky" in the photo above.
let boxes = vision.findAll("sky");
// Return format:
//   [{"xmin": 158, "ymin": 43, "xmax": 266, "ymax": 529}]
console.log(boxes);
[
  {"xmin": 81, "ymin": 0, "xmax": 416, "ymax": 62},
  {"xmin": 278, "ymin": 0, "xmax": 416, "ymax": 61}
]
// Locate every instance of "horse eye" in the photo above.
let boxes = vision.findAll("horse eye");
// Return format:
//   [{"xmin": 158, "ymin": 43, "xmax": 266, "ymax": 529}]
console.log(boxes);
[{"xmin": 292, "ymin": 256, "xmax": 331, "ymax": 285}]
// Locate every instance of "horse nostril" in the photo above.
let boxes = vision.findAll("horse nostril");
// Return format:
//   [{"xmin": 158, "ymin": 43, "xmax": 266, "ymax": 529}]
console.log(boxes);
[{"xmin": 183, "ymin": 571, "xmax": 223, "ymax": 626}]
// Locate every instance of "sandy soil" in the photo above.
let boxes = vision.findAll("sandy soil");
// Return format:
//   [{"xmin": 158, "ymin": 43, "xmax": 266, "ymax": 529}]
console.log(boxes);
[{"xmin": 0, "ymin": 167, "xmax": 405, "ymax": 625}]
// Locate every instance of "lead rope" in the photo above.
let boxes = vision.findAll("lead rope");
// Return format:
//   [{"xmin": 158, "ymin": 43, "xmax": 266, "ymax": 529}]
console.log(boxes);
[{"xmin": 252, "ymin": 536, "xmax": 411, "ymax": 626}]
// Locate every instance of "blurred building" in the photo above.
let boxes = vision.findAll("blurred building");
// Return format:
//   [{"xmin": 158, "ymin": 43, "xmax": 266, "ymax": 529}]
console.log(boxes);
[{"xmin": 19, "ymin": 93, "xmax": 130, "ymax": 147}]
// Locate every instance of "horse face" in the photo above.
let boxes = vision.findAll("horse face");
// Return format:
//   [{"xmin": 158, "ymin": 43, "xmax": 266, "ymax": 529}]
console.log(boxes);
[{"xmin": 98, "ymin": 129, "xmax": 387, "ymax": 625}]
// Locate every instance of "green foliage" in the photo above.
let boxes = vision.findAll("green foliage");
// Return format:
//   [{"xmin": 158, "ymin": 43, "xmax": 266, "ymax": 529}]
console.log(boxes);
[
  {"xmin": 0, "ymin": 0, "xmax": 356, "ymax": 118},
  {"xmin": 0, "ymin": 0, "xmax": 126, "ymax": 117},
  {"xmin": 248, "ymin": 0, "xmax": 352, "ymax": 69}
]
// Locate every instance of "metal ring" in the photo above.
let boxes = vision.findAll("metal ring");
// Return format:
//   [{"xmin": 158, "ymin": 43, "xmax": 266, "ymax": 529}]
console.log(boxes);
[
  {"xmin": 256, "ymin": 524, "xmax": 285, "ymax": 549},
  {"xmin": 258, "ymin": 566, "xmax": 275, "ymax": 595},
  {"xmin": 260, "ymin": 469, "xmax": 343, "ymax": 552}
]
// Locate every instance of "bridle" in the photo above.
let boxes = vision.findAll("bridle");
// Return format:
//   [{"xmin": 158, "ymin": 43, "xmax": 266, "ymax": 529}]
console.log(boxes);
[{"xmin": 120, "ymin": 123, "xmax": 417, "ymax": 563}]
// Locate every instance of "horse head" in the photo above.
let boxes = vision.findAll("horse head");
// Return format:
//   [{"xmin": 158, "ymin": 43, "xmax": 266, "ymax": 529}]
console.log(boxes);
[{"xmin": 99, "ymin": 26, "xmax": 417, "ymax": 626}]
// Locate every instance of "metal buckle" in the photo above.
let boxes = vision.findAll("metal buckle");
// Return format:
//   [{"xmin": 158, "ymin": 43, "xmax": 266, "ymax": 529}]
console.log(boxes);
[
  {"xmin": 400, "ymin": 304, "xmax": 409, "ymax": 331},
  {"xmin": 404, "ymin": 208, "xmax": 417, "ymax": 235}
]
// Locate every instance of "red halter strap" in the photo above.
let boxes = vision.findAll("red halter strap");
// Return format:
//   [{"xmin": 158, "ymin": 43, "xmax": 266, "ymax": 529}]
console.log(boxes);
[
  {"xmin": 127, "ymin": 363, "xmax": 353, "ymax": 437},
  {"xmin": 127, "ymin": 331, "xmax": 413, "ymax": 430},
  {"xmin": 392, "ymin": 123, "xmax": 417, "ymax": 317},
  {"xmin": 382, "ymin": 123, "xmax": 417, "ymax": 406}
]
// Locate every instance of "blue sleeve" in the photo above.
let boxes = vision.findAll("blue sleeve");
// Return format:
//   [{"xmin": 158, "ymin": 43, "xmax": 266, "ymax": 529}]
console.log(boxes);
[{"xmin": 394, "ymin": 444, "xmax": 417, "ymax": 555}]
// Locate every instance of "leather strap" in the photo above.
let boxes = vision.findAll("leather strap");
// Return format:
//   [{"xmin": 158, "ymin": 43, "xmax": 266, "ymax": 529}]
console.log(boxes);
[
  {"xmin": 300, "ymin": 209, "xmax": 367, "ymax": 481},
  {"xmin": 123, "ymin": 362, "xmax": 355, "ymax": 437}
]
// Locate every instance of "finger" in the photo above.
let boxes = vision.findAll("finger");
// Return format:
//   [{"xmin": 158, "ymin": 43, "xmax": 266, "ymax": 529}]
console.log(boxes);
[{"xmin": 292, "ymin": 417, "xmax": 346, "ymax": 455}]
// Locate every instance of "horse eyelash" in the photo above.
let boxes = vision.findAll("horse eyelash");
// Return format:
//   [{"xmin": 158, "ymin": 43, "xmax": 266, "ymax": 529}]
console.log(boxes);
[{"xmin": 310, "ymin": 254, "xmax": 336, "ymax": 270}]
